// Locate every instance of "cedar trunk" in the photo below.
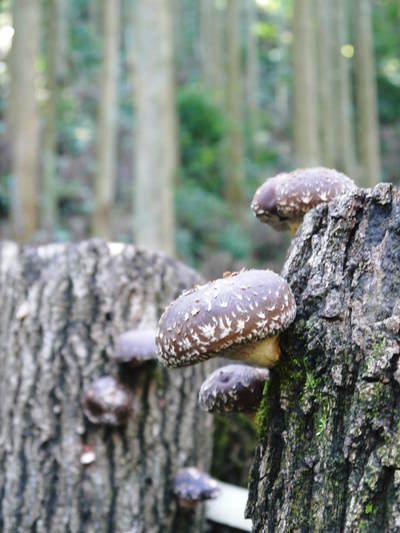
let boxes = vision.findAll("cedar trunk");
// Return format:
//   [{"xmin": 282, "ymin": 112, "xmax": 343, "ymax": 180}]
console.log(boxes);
[
  {"xmin": 0, "ymin": 240, "xmax": 214, "ymax": 533},
  {"xmin": 247, "ymin": 184, "xmax": 400, "ymax": 532}
]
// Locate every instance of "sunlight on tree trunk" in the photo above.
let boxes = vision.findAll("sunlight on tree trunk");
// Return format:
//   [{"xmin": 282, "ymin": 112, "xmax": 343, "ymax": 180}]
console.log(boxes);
[
  {"xmin": 133, "ymin": 0, "xmax": 177, "ymax": 256},
  {"xmin": 94, "ymin": 0, "xmax": 120, "ymax": 240},
  {"xmin": 10, "ymin": 0, "xmax": 40, "ymax": 242},
  {"xmin": 332, "ymin": 0, "xmax": 358, "ymax": 179},
  {"xmin": 293, "ymin": 0, "xmax": 320, "ymax": 167},
  {"xmin": 226, "ymin": 0, "xmax": 245, "ymax": 208},
  {"xmin": 355, "ymin": 0, "xmax": 381, "ymax": 187}
]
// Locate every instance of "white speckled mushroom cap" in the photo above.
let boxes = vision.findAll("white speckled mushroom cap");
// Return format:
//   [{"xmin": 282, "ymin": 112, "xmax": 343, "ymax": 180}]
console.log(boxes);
[
  {"xmin": 199, "ymin": 364, "xmax": 269, "ymax": 413},
  {"xmin": 251, "ymin": 167, "xmax": 356, "ymax": 230},
  {"xmin": 155, "ymin": 269, "xmax": 296, "ymax": 368},
  {"xmin": 173, "ymin": 468, "xmax": 220, "ymax": 503}
]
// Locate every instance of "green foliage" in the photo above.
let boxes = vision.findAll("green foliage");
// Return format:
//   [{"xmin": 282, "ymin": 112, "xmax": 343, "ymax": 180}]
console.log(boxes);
[
  {"xmin": 176, "ymin": 88, "xmax": 254, "ymax": 266},
  {"xmin": 178, "ymin": 86, "xmax": 225, "ymax": 194}
]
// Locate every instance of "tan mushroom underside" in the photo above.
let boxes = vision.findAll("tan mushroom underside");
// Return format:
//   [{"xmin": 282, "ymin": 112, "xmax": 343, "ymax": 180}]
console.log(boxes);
[
  {"xmin": 289, "ymin": 222, "xmax": 301, "ymax": 237},
  {"xmin": 223, "ymin": 335, "xmax": 281, "ymax": 368}
]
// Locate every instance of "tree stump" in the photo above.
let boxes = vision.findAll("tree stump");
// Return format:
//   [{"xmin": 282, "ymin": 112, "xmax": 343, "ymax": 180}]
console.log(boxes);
[
  {"xmin": 247, "ymin": 184, "xmax": 400, "ymax": 532},
  {"xmin": 0, "ymin": 240, "xmax": 214, "ymax": 533}
]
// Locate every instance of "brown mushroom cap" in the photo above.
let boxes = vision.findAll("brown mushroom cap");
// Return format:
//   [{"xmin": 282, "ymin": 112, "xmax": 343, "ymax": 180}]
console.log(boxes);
[
  {"xmin": 251, "ymin": 167, "xmax": 356, "ymax": 231},
  {"xmin": 83, "ymin": 376, "xmax": 133, "ymax": 426},
  {"xmin": 199, "ymin": 364, "xmax": 269, "ymax": 414},
  {"xmin": 173, "ymin": 467, "xmax": 220, "ymax": 508},
  {"xmin": 156, "ymin": 269, "xmax": 296, "ymax": 368},
  {"xmin": 113, "ymin": 329, "xmax": 156, "ymax": 367}
]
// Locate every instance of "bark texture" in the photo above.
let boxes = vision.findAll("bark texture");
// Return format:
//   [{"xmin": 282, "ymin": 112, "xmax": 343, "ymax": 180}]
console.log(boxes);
[
  {"xmin": 0, "ymin": 240, "xmax": 215, "ymax": 533},
  {"xmin": 247, "ymin": 184, "xmax": 400, "ymax": 532}
]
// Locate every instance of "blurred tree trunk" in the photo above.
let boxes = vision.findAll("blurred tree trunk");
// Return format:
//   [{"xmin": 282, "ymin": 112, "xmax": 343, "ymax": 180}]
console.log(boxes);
[
  {"xmin": 93, "ymin": 0, "xmax": 120, "ymax": 240},
  {"xmin": 332, "ymin": 0, "xmax": 358, "ymax": 179},
  {"xmin": 56, "ymin": 0, "xmax": 68, "ymax": 81},
  {"xmin": 42, "ymin": 0, "xmax": 58, "ymax": 237},
  {"xmin": 200, "ymin": 0, "xmax": 215, "ymax": 88},
  {"xmin": 316, "ymin": 0, "xmax": 336, "ymax": 167},
  {"xmin": 10, "ymin": 0, "xmax": 40, "ymax": 242},
  {"xmin": 225, "ymin": 0, "xmax": 245, "ymax": 208},
  {"xmin": 247, "ymin": 184, "xmax": 400, "ymax": 532},
  {"xmin": 200, "ymin": 0, "xmax": 224, "ymax": 102},
  {"xmin": 173, "ymin": 0, "xmax": 200, "ymax": 85},
  {"xmin": 133, "ymin": 0, "xmax": 177, "ymax": 256},
  {"xmin": 0, "ymin": 240, "xmax": 214, "ymax": 533},
  {"xmin": 293, "ymin": 0, "xmax": 320, "ymax": 167},
  {"xmin": 355, "ymin": 0, "xmax": 381, "ymax": 187},
  {"xmin": 245, "ymin": 0, "xmax": 260, "ymax": 152}
]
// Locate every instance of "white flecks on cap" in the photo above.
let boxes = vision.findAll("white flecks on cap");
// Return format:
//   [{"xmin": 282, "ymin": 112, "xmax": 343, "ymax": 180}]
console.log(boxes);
[{"xmin": 155, "ymin": 269, "xmax": 296, "ymax": 368}]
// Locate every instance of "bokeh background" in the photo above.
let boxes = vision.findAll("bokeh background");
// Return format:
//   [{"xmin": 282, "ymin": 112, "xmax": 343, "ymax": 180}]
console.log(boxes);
[{"xmin": 0, "ymin": 0, "xmax": 399, "ymax": 276}]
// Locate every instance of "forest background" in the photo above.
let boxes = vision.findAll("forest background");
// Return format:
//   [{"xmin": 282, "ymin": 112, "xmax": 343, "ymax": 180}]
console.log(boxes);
[{"xmin": 0, "ymin": 0, "xmax": 398, "ymax": 276}]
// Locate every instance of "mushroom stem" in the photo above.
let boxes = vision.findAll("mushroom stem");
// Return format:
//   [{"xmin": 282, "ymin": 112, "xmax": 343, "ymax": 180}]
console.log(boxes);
[
  {"xmin": 244, "ymin": 413, "xmax": 256, "ymax": 423},
  {"xmin": 226, "ymin": 335, "xmax": 281, "ymax": 368},
  {"xmin": 178, "ymin": 498, "xmax": 197, "ymax": 511},
  {"xmin": 289, "ymin": 222, "xmax": 301, "ymax": 237}
]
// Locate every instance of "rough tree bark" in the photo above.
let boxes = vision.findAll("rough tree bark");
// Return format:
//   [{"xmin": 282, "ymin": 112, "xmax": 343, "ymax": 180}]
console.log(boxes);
[
  {"xmin": 0, "ymin": 240, "xmax": 214, "ymax": 533},
  {"xmin": 247, "ymin": 184, "xmax": 400, "ymax": 532}
]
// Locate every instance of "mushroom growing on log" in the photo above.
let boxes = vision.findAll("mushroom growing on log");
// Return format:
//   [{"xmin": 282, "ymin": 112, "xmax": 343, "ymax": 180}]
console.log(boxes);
[
  {"xmin": 0, "ymin": 240, "xmax": 215, "ymax": 533},
  {"xmin": 156, "ymin": 269, "xmax": 296, "ymax": 368},
  {"xmin": 113, "ymin": 329, "xmax": 157, "ymax": 367},
  {"xmin": 173, "ymin": 467, "xmax": 220, "ymax": 510},
  {"xmin": 247, "ymin": 184, "xmax": 400, "ymax": 532},
  {"xmin": 199, "ymin": 364, "xmax": 269, "ymax": 421},
  {"xmin": 83, "ymin": 376, "xmax": 133, "ymax": 426},
  {"xmin": 251, "ymin": 167, "xmax": 356, "ymax": 235}
]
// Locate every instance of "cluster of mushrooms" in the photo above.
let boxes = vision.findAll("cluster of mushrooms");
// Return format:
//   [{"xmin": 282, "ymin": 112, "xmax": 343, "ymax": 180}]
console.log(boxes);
[{"xmin": 82, "ymin": 167, "xmax": 357, "ymax": 508}]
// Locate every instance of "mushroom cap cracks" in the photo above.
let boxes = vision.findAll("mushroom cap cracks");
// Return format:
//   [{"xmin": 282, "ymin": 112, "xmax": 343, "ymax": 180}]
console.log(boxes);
[
  {"xmin": 156, "ymin": 269, "xmax": 296, "ymax": 368},
  {"xmin": 199, "ymin": 364, "xmax": 269, "ymax": 413},
  {"xmin": 251, "ymin": 167, "xmax": 356, "ymax": 230},
  {"xmin": 173, "ymin": 468, "xmax": 220, "ymax": 503}
]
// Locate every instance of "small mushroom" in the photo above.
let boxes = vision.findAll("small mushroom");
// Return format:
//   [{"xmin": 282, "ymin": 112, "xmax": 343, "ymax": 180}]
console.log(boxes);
[
  {"xmin": 251, "ymin": 167, "xmax": 356, "ymax": 235},
  {"xmin": 173, "ymin": 467, "xmax": 220, "ymax": 510},
  {"xmin": 199, "ymin": 364, "xmax": 269, "ymax": 420},
  {"xmin": 113, "ymin": 329, "xmax": 156, "ymax": 367},
  {"xmin": 156, "ymin": 269, "xmax": 296, "ymax": 368},
  {"xmin": 83, "ymin": 376, "xmax": 133, "ymax": 426}
]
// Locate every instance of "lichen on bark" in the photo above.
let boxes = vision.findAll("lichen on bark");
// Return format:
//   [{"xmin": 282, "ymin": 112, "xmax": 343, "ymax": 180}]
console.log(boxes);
[
  {"xmin": 0, "ymin": 240, "xmax": 215, "ymax": 533},
  {"xmin": 247, "ymin": 184, "xmax": 400, "ymax": 532}
]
